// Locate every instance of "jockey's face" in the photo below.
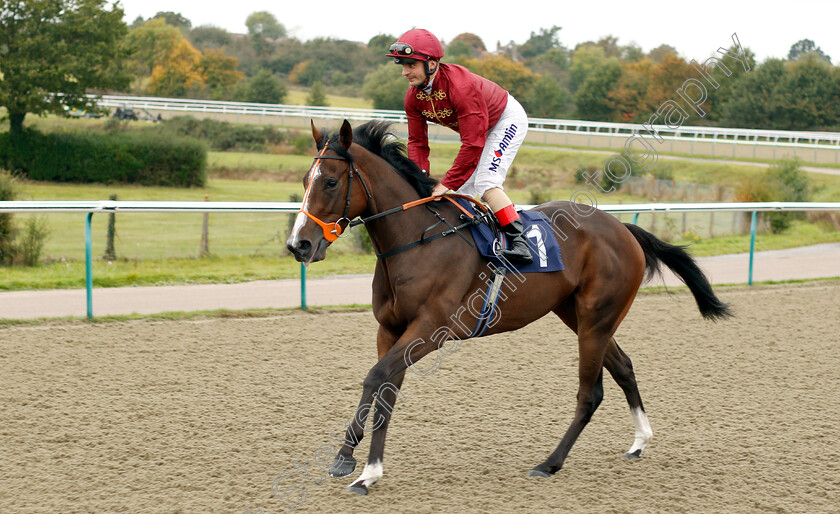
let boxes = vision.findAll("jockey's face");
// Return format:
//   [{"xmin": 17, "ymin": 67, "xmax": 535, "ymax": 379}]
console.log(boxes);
[{"xmin": 402, "ymin": 60, "xmax": 437, "ymax": 87}]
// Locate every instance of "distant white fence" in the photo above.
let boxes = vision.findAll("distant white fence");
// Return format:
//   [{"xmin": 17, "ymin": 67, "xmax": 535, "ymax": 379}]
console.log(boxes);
[
  {"xmin": 2, "ymin": 200, "xmax": 839, "ymax": 319},
  {"xmin": 94, "ymin": 94, "xmax": 840, "ymax": 163}
]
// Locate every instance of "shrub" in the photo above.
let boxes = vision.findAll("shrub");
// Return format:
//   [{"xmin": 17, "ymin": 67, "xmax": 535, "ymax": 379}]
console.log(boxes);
[
  {"xmin": 0, "ymin": 129, "xmax": 206, "ymax": 187},
  {"xmin": 735, "ymin": 158, "xmax": 810, "ymax": 233},
  {"xmin": 291, "ymin": 131, "xmax": 315, "ymax": 155},
  {"xmin": 765, "ymin": 158, "xmax": 809, "ymax": 233},
  {"xmin": 574, "ymin": 165, "xmax": 623, "ymax": 193},
  {"xmin": 0, "ymin": 171, "xmax": 50, "ymax": 266},
  {"xmin": 19, "ymin": 216, "xmax": 50, "ymax": 266},
  {"xmin": 0, "ymin": 171, "xmax": 18, "ymax": 265},
  {"xmin": 157, "ymin": 116, "xmax": 286, "ymax": 152},
  {"xmin": 528, "ymin": 187, "xmax": 553, "ymax": 205}
]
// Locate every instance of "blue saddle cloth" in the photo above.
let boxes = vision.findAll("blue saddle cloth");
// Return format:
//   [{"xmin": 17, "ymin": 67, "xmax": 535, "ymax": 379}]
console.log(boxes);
[{"xmin": 453, "ymin": 198, "xmax": 564, "ymax": 273}]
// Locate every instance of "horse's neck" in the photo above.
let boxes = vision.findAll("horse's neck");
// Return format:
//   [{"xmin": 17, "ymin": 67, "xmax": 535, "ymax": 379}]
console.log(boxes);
[{"xmin": 356, "ymin": 153, "xmax": 433, "ymax": 256}]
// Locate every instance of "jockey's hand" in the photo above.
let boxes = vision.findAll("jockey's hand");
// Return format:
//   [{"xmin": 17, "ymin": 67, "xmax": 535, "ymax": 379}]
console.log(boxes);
[{"xmin": 431, "ymin": 183, "xmax": 449, "ymax": 198}]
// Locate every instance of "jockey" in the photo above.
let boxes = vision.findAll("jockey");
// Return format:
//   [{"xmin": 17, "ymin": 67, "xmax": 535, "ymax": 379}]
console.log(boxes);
[{"xmin": 386, "ymin": 28, "xmax": 533, "ymax": 264}]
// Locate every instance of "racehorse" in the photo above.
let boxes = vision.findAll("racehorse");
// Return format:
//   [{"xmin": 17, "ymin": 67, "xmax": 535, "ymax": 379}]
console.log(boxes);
[{"xmin": 286, "ymin": 120, "xmax": 732, "ymax": 495}]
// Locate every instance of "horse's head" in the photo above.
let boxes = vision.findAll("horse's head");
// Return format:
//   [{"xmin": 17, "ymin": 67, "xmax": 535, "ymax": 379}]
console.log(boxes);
[{"xmin": 286, "ymin": 120, "xmax": 370, "ymax": 265}]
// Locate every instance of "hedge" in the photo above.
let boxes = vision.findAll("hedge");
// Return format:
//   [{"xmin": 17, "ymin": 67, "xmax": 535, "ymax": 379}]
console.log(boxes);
[
  {"xmin": 156, "ymin": 116, "xmax": 286, "ymax": 152},
  {"xmin": 0, "ymin": 130, "xmax": 207, "ymax": 187}
]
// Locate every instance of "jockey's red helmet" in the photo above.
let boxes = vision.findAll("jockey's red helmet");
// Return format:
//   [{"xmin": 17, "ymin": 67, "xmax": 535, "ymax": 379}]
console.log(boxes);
[{"xmin": 386, "ymin": 29, "xmax": 444, "ymax": 63}]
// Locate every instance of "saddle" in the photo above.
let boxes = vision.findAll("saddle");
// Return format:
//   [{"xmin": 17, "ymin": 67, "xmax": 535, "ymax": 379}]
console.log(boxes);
[{"xmin": 447, "ymin": 196, "xmax": 565, "ymax": 274}]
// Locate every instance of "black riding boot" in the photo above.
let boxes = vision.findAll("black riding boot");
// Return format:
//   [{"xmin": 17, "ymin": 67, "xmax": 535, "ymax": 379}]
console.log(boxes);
[{"xmin": 499, "ymin": 219, "xmax": 533, "ymax": 264}]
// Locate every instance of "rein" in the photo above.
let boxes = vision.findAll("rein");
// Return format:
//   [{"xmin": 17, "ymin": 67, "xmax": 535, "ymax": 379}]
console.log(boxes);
[{"xmin": 303, "ymin": 147, "xmax": 493, "ymax": 258}]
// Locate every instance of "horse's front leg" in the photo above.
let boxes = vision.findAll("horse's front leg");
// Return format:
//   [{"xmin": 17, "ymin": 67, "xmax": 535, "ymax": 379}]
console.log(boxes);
[
  {"xmin": 333, "ymin": 319, "xmax": 441, "ymax": 495},
  {"xmin": 329, "ymin": 325, "xmax": 401, "ymax": 479},
  {"xmin": 346, "ymin": 368, "xmax": 406, "ymax": 495}
]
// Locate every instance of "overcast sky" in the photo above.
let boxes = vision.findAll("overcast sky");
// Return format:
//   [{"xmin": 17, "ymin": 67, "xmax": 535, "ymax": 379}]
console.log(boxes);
[{"xmin": 118, "ymin": 0, "xmax": 839, "ymax": 65}]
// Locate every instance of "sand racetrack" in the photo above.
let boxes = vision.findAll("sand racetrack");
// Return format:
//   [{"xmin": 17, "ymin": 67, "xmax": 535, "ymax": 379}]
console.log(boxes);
[{"xmin": 2, "ymin": 281, "xmax": 839, "ymax": 512}]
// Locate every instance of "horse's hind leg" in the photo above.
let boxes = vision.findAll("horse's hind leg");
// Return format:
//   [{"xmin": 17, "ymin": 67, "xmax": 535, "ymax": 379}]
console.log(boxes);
[
  {"xmin": 603, "ymin": 338, "xmax": 653, "ymax": 459},
  {"xmin": 528, "ymin": 326, "xmax": 609, "ymax": 477}
]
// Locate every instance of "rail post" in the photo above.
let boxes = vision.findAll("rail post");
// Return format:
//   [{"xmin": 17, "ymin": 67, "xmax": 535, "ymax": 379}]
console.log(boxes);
[
  {"xmin": 300, "ymin": 263, "xmax": 307, "ymax": 310},
  {"xmin": 85, "ymin": 212, "xmax": 94, "ymax": 319},
  {"xmin": 748, "ymin": 210, "xmax": 758, "ymax": 285}
]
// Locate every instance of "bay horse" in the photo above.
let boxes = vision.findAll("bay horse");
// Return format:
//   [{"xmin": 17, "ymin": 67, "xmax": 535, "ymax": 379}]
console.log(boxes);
[{"xmin": 286, "ymin": 120, "xmax": 731, "ymax": 495}]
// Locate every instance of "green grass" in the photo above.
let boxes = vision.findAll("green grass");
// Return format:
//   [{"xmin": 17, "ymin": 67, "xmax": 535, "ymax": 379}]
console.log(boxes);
[
  {"xmin": 0, "ymin": 304, "xmax": 372, "ymax": 327},
  {"xmin": 0, "ymin": 254, "xmax": 377, "ymax": 291},
  {"xmin": 3, "ymin": 119, "xmax": 839, "ymax": 293},
  {"xmin": 11, "ymin": 178, "xmax": 355, "ymax": 261},
  {"xmin": 285, "ymin": 88, "xmax": 373, "ymax": 109},
  {"xmin": 208, "ymin": 152, "xmax": 312, "ymax": 172},
  {"xmin": 673, "ymin": 219, "xmax": 840, "ymax": 257},
  {"xmin": 525, "ymin": 141, "xmax": 840, "ymax": 170}
]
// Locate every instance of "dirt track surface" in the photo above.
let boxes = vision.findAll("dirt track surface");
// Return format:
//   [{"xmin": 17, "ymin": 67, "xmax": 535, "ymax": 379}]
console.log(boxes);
[{"xmin": 2, "ymin": 282, "xmax": 839, "ymax": 512}]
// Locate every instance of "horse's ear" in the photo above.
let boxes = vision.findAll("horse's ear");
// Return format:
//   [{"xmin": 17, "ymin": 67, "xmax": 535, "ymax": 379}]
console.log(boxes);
[
  {"xmin": 311, "ymin": 120, "xmax": 322, "ymax": 145},
  {"xmin": 339, "ymin": 119, "xmax": 352, "ymax": 150}
]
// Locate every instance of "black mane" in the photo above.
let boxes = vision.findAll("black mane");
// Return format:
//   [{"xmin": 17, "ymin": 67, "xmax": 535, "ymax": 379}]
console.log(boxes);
[{"xmin": 317, "ymin": 120, "xmax": 437, "ymax": 198}]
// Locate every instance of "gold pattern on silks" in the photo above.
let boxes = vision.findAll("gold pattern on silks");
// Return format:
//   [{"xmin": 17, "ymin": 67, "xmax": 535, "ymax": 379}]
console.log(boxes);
[
  {"xmin": 422, "ymin": 107, "xmax": 454, "ymax": 123},
  {"xmin": 415, "ymin": 90, "xmax": 447, "ymax": 101}
]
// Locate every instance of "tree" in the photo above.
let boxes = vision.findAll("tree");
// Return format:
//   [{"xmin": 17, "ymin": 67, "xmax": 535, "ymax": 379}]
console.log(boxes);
[
  {"xmin": 148, "ymin": 39, "xmax": 203, "ymax": 97},
  {"xmin": 245, "ymin": 11, "xmax": 285, "ymax": 39},
  {"xmin": 246, "ymin": 11, "xmax": 284, "ymax": 56},
  {"xmin": 0, "ymin": 0, "xmax": 130, "ymax": 137},
  {"xmin": 787, "ymin": 39, "xmax": 831, "ymax": 63},
  {"xmin": 151, "ymin": 11, "xmax": 191, "ymax": 31},
  {"xmin": 621, "ymin": 42, "xmax": 645, "ymax": 62},
  {"xmin": 362, "ymin": 64, "xmax": 406, "ymax": 110},
  {"xmin": 595, "ymin": 35, "xmax": 621, "ymax": 58},
  {"xmin": 125, "ymin": 18, "xmax": 183, "ymax": 74},
  {"xmin": 367, "ymin": 33, "xmax": 395, "ymax": 52},
  {"xmin": 522, "ymin": 75, "xmax": 569, "ymax": 118},
  {"xmin": 306, "ymin": 82, "xmax": 328, "ymax": 106},
  {"xmin": 198, "ymin": 49, "xmax": 243, "ymax": 97},
  {"xmin": 243, "ymin": 68, "xmax": 286, "ymax": 104},
  {"xmin": 528, "ymin": 47, "xmax": 570, "ymax": 76},
  {"xmin": 648, "ymin": 44, "xmax": 678, "ymax": 63},
  {"xmin": 518, "ymin": 25, "xmax": 562, "ymax": 59},
  {"xmin": 190, "ymin": 25, "xmax": 233, "ymax": 49},
  {"xmin": 718, "ymin": 59, "xmax": 783, "ymax": 129},
  {"xmin": 642, "ymin": 53, "xmax": 693, "ymax": 114},
  {"xmin": 707, "ymin": 44, "xmax": 758, "ymax": 122},
  {"xmin": 289, "ymin": 60, "xmax": 325, "ymax": 86},
  {"xmin": 573, "ymin": 57, "xmax": 621, "ymax": 120},
  {"xmin": 569, "ymin": 45, "xmax": 607, "ymax": 93},
  {"xmin": 448, "ymin": 33, "xmax": 486, "ymax": 62},
  {"xmin": 461, "ymin": 55, "xmax": 535, "ymax": 99},
  {"xmin": 607, "ymin": 59, "xmax": 653, "ymax": 122}
]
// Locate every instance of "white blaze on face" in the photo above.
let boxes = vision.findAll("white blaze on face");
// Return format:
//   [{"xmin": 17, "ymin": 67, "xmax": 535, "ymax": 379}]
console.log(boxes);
[
  {"xmin": 288, "ymin": 161, "xmax": 321, "ymax": 247},
  {"xmin": 628, "ymin": 407, "xmax": 653, "ymax": 454}
]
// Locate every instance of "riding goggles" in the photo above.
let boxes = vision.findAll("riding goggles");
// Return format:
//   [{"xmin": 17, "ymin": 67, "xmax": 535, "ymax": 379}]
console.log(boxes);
[
  {"xmin": 389, "ymin": 42, "xmax": 431, "ymax": 62},
  {"xmin": 389, "ymin": 42, "xmax": 416, "ymax": 56}
]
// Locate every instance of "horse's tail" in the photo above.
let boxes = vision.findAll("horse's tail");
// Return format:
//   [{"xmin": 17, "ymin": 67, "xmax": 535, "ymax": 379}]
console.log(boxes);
[{"xmin": 624, "ymin": 223, "xmax": 733, "ymax": 321}]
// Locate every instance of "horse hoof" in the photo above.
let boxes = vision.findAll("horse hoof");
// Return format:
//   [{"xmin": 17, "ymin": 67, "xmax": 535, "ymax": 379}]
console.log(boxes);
[
  {"xmin": 623, "ymin": 449, "xmax": 642, "ymax": 460},
  {"xmin": 527, "ymin": 469, "xmax": 551, "ymax": 478},
  {"xmin": 329, "ymin": 455, "xmax": 356, "ymax": 477},
  {"xmin": 347, "ymin": 483, "xmax": 368, "ymax": 496}
]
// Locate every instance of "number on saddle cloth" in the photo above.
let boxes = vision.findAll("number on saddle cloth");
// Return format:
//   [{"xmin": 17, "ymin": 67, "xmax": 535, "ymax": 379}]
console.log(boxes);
[{"xmin": 453, "ymin": 198, "xmax": 564, "ymax": 273}]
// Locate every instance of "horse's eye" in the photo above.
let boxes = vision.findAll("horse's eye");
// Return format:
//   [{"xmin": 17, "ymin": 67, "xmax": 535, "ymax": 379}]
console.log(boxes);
[{"xmin": 325, "ymin": 178, "xmax": 338, "ymax": 189}]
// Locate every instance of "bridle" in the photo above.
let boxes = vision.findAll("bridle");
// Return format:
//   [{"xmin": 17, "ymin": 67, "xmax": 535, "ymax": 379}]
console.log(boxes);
[
  {"xmin": 300, "ymin": 143, "xmax": 493, "ymax": 257},
  {"xmin": 299, "ymin": 144, "xmax": 372, "ymax": 242}
]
